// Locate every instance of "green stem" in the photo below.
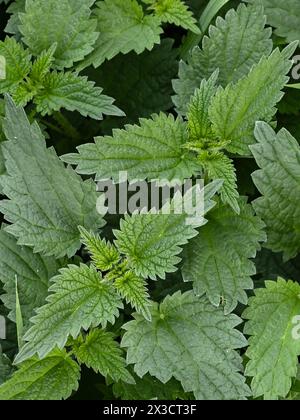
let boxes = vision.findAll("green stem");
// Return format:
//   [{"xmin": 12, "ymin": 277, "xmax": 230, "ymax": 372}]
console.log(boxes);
[
  {"xmin": 53, "ymin": 112, "xmax": 81, "ymax": 140},
  {"xmin": 180, "ymin": 0, "xmax": 231, "ymax": 60}
]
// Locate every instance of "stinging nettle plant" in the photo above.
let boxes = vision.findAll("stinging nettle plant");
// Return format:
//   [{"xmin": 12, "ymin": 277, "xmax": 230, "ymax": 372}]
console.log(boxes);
[{"xmin": 0, "ymin": 0, "xmax": 300, "ymax": 401}]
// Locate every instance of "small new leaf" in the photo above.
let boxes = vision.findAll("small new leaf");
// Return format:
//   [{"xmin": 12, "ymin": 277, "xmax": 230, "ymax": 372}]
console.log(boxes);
[
  {"xmin": 144, "ymin": 0, "xmax": 200, "ymax": 34},
  {"xmin": 114, "ymin": 271, "xmax": 152, "ymax": 321},
  {"xmin": 79, "ymin": 226, "xmax": 120, "ymax": 272}
]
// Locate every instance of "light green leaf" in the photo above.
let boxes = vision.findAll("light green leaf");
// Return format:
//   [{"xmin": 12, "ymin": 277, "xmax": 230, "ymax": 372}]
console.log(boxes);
[
  {"xmin": 79, "ymin": 226, "xmax": 120, "ymax": 272},
  {"xmin": 182, "ymin": 199, "xmax": 266, "ymax": 313},
  {"xmin": 144, "ymin": 0, "xmax": 200, "ymax": 33},
  {"xmin": 0, "ymin": 97, "xmax": 105, "ymax": 258},
  {"xmin": 173, "ymin": 3, "xmax": 273, "ymax": 114},
  {"xmin": 14, "ymin": 264, "xmax": 123, "ymax": 364},
  {"xmin": 20, "ymin": 0, "xmax": 99, "ymax": 69},
  {"xmin": 114, "ymin": 181, "xmax": 222, "ymax": 280},
  {"xmin": 30, "ymin": 44, "xmax": 57, "ymax": 83},
  {"xmin": 0, "ymin": 37, "xmax": 31, "ymax": 94},
  {"xmin": 187, "ymin": 70, "xmax": 218, "ymax": 142},
  {"xmin": 209, "ymin": 43, "xmax": 297, "ymax": 155},
  {"xmin": 243, "ymin": 278, "xmax": 300, "ymax": 400},
  {"xmin": 62, "ymin": 113, "xmax": 200, "ymax": 183},
  {"xmin": 200, "ymin": 153, "xmax": 239, "ymax": 213},
  {"xmin": 113, "ymin": 271, "xmax": 152, "ymax": 321},
  {"xmin": 122, "ymin": 291, "xmax": 250, "ymax": 400},
  {"xmin": 73, "ymin": 329, "xmax": 134, "ymax": 383},
  {"xmin": 251, "ymin": 122, "xmax": 300, "ymax": 261},
  {"xmin": 0, "ymin": 349, "xmax": 80, "ymax": 400},
  {"xmin": 34, "ymin": 71, "xmax": 123, "ymax": 120},
  {"xmin": 79, "ymin": 0, "xmax": 162, "ymax": 69}
]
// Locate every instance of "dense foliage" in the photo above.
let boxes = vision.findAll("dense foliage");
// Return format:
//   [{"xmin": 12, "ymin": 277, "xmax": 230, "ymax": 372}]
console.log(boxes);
[{"xmin": 0, "ymin": 0, "xmax": 300, "ymax": 401}]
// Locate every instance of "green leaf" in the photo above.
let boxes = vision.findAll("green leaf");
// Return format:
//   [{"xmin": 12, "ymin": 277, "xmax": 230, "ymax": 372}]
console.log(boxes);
[
  {"xmin": 73, "ymin": 329, "xmax": 134, "ymax": 383},
  {"xmin": 34, "ymin": 71, "xmax": 123, "ymax": 120},
  {"xmin": 0, "ymin": 37, "xmax": 31, "ymax": 94},
  {"xmin": 209, "ymin": 43, "xmax": 297, "ymax": 155},
  {"xmin": 79, "ymin": 226, "xmax": 120, "ymax": 272},
  {"xmin": 251, "ymin": 122, "xmax": 300, "ymax": 260},
  {"xmin": 114, "ymin": 181, "xmax": 222, "ymax": 280},
  {"xmin": 20, "ymin": 0, "xmax": 99, "ymax": 69},
  {"xmin": 113, "ymin": 271, "xmax": 152, "ymax": 321},
  {"xmin": 14, "ymin": 264, "xmax": 123, "ymax": 364},
  {"xmin": 243, "ymin": 278, "xmax": 300, "ymax": 400},
  {"xmin": 144, "ymin": 0, "xmax": 200, "ymax": 33},
  {"xmin": 173, "ymin": 3, "xmax": 273, "ymax": 114},
  {"xmin": 113, "ymin": 371, "xmax": 185, "ymax": 400},
  {"xmin": 62, "ymin": 113, "xmax": 199, "ymax": 183},
  {"xmin": 200, "ymin": 153, "xmax": 239, "ymax": 214},
  {"xmin": 30, "ymin": 44, "xmax": 57, "ymax": 83},
  {"xmin": 79, "ymin": 0, "xmax": 162, "ymax": 69},
  {"xmin": 182, "ymin": 199, "xmax": 266, "ymax": 314},
  {"xmin": 0, "ymin": 228, "xmax": 62, "ymax": 330},
  {"xmin": 187, "ymin": 70, "xmax": 218, "ymax": 141},
  {"xmin": 0, "ymin": 349, "xmax": 80, "ymax": 400},
  {"xmin": 246, "ymin": 0, "xmax": 300, "ymax": 42},
  {"xmin": 122, "ymin": 291, "xmax": 250, "ymax": 400},
  {"xmin": 0, "ymin": 96, "xmax": 105, "ymax": 258}
]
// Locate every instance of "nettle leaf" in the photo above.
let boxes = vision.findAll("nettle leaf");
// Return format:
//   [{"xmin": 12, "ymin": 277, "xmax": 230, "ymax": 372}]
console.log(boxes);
[
  {"xmin": 243, "ymin": 279, "xmax": 300, "ymax": 400},
  {"xmin": 79, "ymin": 226, "xmax": 120, "ymax": 272},
  {"xmin": 209, "ymin": 43, "xmax": 297, "ymax": 155},
  {"xmin": 0, "ymin": 37, "xmax": 31, "ymax": 94},
  {"xmin": 173, "ymin": 3, "xmax": 273, "ymax": 114},
  {"xmin": 246, "ymin": 0, "xmax": 300, "ymax": 42},
  {"xmin": 114, "ymin": 271, "xmax": 152, "ymax": 321},
  {"xmin": 73, "ymin": 329, "xmax": 134, "ymax": 383},
  {"xmin": 80, "ymin": 0, "xmax": 162, "ymax": 69},
  {"xmin": 0, "ymin": 97, "xmax": 105, "ymax": 258},
  {"xmin": 122, "ymin": 291, "xmax": 250, "ymax": 400},
  {"xmin": 15, "ymin": 264, "xmax": 123, "ymax": 364},
  {"xmin": 62, "ymin": 113, "xmax": 200, "ymax": 183},
  {"xmin": 182, "ymin": 199, "xmax": 266, "ymax": 314},
  {"xmin": 0, "ymin": 349, "xmax": 80, "ymax": 400},
  {"xmin": 200, "ymin": 153, "xmax": 239, "ymax": 214},
  {"xmin": 114, "ymin": 181, "xmax": 222, "ymax": 280},
  {"xmin": 19, "ymin": 0, "xmax": 99, "ymax": 69},
  {"xmin": 187, "ymin": 70, "xmax": 218, "ymax": 141},
  {"xmin": 144, "ymin": 0, "xmax": 200, "ymax": 34},
  {"xmin": 251, "ymin": 122, "xmax": 300, "ymax": 260},
  {"xmin": 34, "ymin": 71, "xmax": 123, "ymax": 120},
  {"xmin": 0, "ymin": 228, "xmax": 62, "ymax": 329}
]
